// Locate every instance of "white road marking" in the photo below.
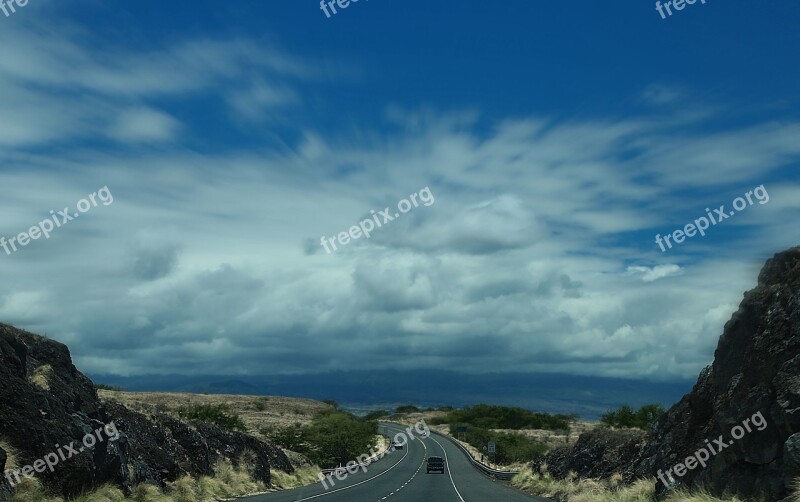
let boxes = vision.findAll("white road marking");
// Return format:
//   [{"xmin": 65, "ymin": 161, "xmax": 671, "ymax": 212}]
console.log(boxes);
[
  {"xmin": 374, "ymin": 426, "xmax": 428, "ymax": 502},
  {"xmin": 428, "ymin": 434, "xmax": 467, "ymax": 502},
  {"xmin": 282, "ymin": 426, "xmax": 410, "ymax": 501}
]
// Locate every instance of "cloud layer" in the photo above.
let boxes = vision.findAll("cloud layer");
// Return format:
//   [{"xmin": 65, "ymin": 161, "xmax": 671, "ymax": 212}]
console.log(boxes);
[{"xmin": 0, "ymin": 8, "xmax": 798, "ymax": 382}]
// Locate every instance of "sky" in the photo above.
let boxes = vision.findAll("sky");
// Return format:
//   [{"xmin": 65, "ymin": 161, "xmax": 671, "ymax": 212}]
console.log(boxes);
[{"xmin": 0, "ymin": 0, "xmax": 798, "ymax": 382}]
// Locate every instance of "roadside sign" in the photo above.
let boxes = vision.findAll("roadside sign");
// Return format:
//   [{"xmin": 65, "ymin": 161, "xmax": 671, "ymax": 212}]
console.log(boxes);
[
  {"xmin": 487, "ymin": 441, "xmax": 496, "ymax": 453},
  {"xmin": 456, "ymin": 426, "xmax": 467, "ymax": 433}
]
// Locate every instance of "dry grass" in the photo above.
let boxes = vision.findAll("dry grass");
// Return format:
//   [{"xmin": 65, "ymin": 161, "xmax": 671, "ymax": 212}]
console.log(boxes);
[
  {"xmin": 97, "ymin": 390, "xmax": 330, "ymax": 444},
  {"xmin": 269, "ymin": 466, "xmax": 323, "ymax": 490},
  {"xmin": 491, "ymin": 421, "xmax": 598, "ymax": 449},
  {"xmin": 10, "ymin": 478, "xmax": 63, "ymax": 502},
  {"xmin": 0, "ymin": 438, "xmax": 19, "ymax": 471},
  {"xmin": 10, "ymin": 459, "xmax": 267, "ymax": 502},
  {"xmin": 512, "ymin": 464, "xmax": 768, "ymax": 502},
  {"xmin": 92, "ymin": 390, "xmax": 335, "ymax": 495},
  {"xmin": 30, "ymin": 364, "xmax": 54, "ymax": 391},
  {"xmin": 6, "ymin": 392, "xmax": 387, "ymax": 500}
]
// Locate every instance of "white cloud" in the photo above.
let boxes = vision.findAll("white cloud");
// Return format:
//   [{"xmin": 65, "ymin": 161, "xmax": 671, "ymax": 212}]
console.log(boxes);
[
  {"xmin": 626, "ymin": 264, "xmax": 683, "ymax": 282},
  {"xmin": 110, "ymin": 108, "xmax": 181, "ymax": 143},
  {"xmin": 0, "ymin": 26, "xmax": 795, "ymax": 383}
]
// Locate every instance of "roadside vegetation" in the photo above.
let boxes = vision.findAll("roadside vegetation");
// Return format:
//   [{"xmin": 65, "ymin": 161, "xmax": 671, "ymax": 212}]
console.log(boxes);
[
  {"xmin": 177, "ymin": 403, "xmax": 248, "ymax": 432},
  {"xmin": 512, "ymin": 464, "xmax": 760, "ymax": 502},
  {"xmin": 395, "ymin": 405, "xmax": 421, "ymax": 414},
  {"xmin": 96, "ymin": 390, "xmax": 327, "ymax": 439},
  {"xmin": 600, "ymin": 404, "xmax": 666, "ymax": 430},
  {"xmin": 260, "ymin": 408, "xmax": 378, "ymax": 467},
  {"xmin": 393, "ymin": 403, "xmax": 579, "ymax": 464},
  {"xmin": 448, "ymin": 423, "xmax": 548, "ymax": 464},
  {"xmin": 11, "ymin": 458, "xmax": 266, "ymax": 502},
  {"xmin": 430, "ymin": 404, "xmax": 575, "ymax": 430},
  {"xmin": 94, "ymin": 383, "xmax": 123, "ymax": 391},
  {"xmin": 362, "ymin": 410, "xmax": 390, "ymax": 420},
  {"xmin": 268, "ymin": 466, "xmax": 323, "ymax": 490}
]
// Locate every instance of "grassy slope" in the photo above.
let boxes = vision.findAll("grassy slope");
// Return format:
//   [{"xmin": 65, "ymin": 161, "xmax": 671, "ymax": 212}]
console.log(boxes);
[
  {"xmin": 98, "ymin": 390, "xmax": 329, "ymax": 435},
  {"xmin": 11, "ymin": 390, "xmax": 384, "ymax": 501},
  {"xmin": 6, "ymin": 391, "xmax": 334, "ymax": 501},
  {"xmin": 511, "ymin": 465, "xmax": 787, "ymax": 502}
]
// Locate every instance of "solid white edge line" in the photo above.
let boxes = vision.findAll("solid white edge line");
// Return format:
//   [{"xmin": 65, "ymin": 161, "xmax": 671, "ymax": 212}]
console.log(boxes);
[{"xmin": 427, "ymin": 434, "xmax": 466, "ymax": 502}]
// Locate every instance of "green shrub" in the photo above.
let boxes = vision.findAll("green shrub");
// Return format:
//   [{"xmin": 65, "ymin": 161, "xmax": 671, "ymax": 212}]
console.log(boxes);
[
  {"xmin": 449, "ymin": 423, "xmax": 547, "ymax": 464},
  {"xmin": 362, "ymin": 410, "xmax": 390, "ymax": 421},
  {"xmin": 261, "ymin": 409, "xmax": 377, "ymax": 467},
  {"xmin": 177, "ymin": 404, "xmax": 247, "ymax": 432},
  {"xmin": 440, "ymin": 404, "xmax": 572, "ymax": 431},
  {"xmin": 95, "ymin": 383, "xmax": 123, "ymax": 391},
  {"xmin": 600, "ymin": 404, "xmax": 665, "ymax": 430},
  {"xmin": 395, "ymin": 405, "xmax": 420, "ymax": 414}
]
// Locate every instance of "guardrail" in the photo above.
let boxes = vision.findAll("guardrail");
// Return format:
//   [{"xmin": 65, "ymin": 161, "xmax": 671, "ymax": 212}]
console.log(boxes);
[{"xmin": 433, "ymin": 430, "xmax": 519, "ymax": 481}]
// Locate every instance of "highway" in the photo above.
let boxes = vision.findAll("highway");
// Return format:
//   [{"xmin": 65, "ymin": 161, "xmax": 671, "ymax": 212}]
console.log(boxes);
[{"xmin": 241, "ymin": 423, "xmax": 547, "ymax": 502}]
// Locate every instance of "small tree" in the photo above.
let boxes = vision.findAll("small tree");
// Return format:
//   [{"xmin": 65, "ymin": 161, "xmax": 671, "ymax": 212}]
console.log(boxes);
[
  {"xmin": 178, "ymin": 404, "xmax": 247, "ymax": 432},
  {"xmin": 600, "ymin": 404, "xmax": 665, "ymax": 430},
  {"xmin": 395, "ymin": 405, "xmax": 421, "ymax": 414}
]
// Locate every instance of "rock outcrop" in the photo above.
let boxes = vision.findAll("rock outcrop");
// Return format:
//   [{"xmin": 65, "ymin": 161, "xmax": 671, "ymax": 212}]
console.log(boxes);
[
  {"xmin": 531, "ymin": 247, "xmax": 800, "ymax": 501},
  {"xmin": 0, "ymin": 323, "xmax": 292, "ymax": 500},
  {"xmin": 0, "ymin": 447, "xmax": 11, "ymax": 500},
  {"xmin": 634, "ymin": 247, "xmax": 800, "ymax": 500},
  {"xmin": 532, "ymin": 428, "xmax": 647, "ymax": 482}
]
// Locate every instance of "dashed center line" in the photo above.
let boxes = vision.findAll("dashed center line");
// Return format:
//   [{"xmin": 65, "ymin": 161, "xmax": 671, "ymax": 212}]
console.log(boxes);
[{"xmin": 377, "ymin": 435, "xmax": 426, "ymax": 501}]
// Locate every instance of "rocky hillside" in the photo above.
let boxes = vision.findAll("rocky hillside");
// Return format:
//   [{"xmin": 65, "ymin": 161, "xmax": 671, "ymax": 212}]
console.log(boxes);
[
  {"xmin": 532, "ymin": 247, "xmax": 800, "ymax": 501},
  {"xmin": 0, "ymin": 324, "xmax": 293, "ymax": 500}
]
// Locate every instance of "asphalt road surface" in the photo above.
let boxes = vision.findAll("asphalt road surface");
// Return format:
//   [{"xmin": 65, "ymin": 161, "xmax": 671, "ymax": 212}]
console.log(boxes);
[{"xmin": 241, "ymin": 423, "xmax": 547, "ymax": 502}]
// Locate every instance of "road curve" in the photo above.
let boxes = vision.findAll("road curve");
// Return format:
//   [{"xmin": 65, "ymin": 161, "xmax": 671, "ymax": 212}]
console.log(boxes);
[{"xmin": 241, "ymin": 423, "xmax": 548, "ymax": 502}]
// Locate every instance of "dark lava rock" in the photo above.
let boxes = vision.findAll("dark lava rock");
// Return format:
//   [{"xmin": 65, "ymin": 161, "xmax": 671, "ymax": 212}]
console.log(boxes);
[
  {"xmin": 529, "ymin": 248, "xmax": 800, "ymax": 501},
  {"xmin": 0, "ymin": 447, "xmax": 11, "ymax": 500},
  {"xmin": 194, "ymin": 421, "xmax": 293, "ymax": 484},
  {"xmin": 0, "ymin": 323, "xmax": 292, "ymax": 500},
  {"xmin": 633, "ymin": 248, "xmax": 800, "ymax": 500},
  {"xmin": 532, "ymin": 428, "xmax": 647, "ymax": 482}
]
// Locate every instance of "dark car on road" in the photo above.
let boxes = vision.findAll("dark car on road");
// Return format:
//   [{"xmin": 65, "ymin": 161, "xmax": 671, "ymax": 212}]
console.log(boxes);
[{"xmin": 426, "ymin": 456, "xmax": 445, "ymax": 473}]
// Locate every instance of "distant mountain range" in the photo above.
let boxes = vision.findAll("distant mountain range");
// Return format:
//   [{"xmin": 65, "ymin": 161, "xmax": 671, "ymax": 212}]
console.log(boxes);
[{"xmin": 89, "ymin": 370, "xmax": 694, "ymax": 420}]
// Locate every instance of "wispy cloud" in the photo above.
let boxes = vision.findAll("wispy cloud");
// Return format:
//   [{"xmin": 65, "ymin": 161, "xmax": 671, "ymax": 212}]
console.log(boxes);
[{"xmin": 0, "ymin": 9, "xmax": 797, "ymax": 383}]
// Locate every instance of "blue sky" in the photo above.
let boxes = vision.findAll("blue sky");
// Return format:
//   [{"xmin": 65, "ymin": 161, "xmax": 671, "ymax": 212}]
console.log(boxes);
[{"xmin": 0, "ymin": 0, "xmax": 798, "ymax": 381}]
